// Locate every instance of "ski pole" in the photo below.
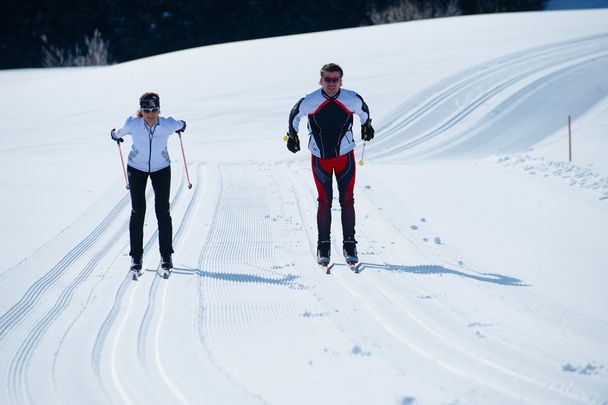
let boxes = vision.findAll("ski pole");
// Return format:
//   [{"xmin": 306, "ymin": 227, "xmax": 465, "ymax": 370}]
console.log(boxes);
[
  {"xmin": 359, "ymin": 141, "xmax": 367, "ymax": 166},
  {"xmin": 117, "ymin": 141, "xmax": 130, "ymax": 189},
  {"xmin": 178, "ymin": 133, "xmax": 192, "ymax": 189}
]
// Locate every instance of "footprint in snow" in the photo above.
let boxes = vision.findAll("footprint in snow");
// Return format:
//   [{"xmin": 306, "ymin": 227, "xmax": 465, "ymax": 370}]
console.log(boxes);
[{"xmin": 562, "ymin": 362, "xmax": 604, "ymax": 375}]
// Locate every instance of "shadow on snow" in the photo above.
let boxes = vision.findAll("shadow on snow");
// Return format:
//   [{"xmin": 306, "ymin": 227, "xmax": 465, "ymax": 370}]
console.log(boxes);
[
  {"xmin": 358, "ymin": 262, "xmax": 529, "ymax": 286},
  {"xmin": 165, "ymin": 266, "xmax": 300, "ymax": 286}
]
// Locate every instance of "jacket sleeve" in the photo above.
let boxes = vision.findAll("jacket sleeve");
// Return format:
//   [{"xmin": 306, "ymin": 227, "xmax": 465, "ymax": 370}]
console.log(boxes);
[
  {"xmin": 354, "ymin": 93, "xmax": 371, "ymax": 125},
  {"xmin": 164, "ymin": 117, "xmax": 185, "ymax": 133},
  {"xmin": 113, "ymin": 117, "xmax": 136, "ymax": 138},
  {"xmin": 288, "ymin": 97, "xmax": 306, "ymax": 136}
]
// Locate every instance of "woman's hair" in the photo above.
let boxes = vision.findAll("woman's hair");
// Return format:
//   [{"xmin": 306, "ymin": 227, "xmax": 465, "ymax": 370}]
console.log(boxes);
[{"xmin": 137, "ymin": 92, "xmax": 160, "ymax": 117}]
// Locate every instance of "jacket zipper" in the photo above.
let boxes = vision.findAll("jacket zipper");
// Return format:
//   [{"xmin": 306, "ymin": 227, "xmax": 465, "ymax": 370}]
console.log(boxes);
[{"xmin": 147, "ymin": 121, "xmax": 158, "ymax": 173}]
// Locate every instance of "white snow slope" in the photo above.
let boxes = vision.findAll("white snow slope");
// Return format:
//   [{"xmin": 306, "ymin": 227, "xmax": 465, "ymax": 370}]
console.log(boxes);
[{"xmin": 1, "ymin": 9, "xmax": 607, "ymax": 405}]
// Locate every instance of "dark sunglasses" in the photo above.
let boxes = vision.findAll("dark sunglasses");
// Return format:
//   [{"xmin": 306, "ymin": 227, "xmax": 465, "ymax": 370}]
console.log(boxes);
[
  {"xmin": 323, "ymin": 76, "xmax": 341, "ymax": 83},
  {"xmin": 142, "ymin": 108, "xmax": 159, "ymax": 113}
]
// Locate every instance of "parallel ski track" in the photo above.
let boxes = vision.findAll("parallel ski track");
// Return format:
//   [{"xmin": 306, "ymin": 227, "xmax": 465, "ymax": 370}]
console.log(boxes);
[
  {"xmin": 376, "ymin": 34, "xmax": 608, "ymax": 137},
  {"xmin": 283, "ymin": 161, "xmax": 586, "ymax": 403},
  {"xmin": 369, "ymin": 33, "xmax": 608, "ymax": 159},
  {"xmin": 0, "ymin": 193, "xmax": 131, "ymax": 344},
  {"xmin": 90, "ymin": 170, "xmax": 194, "ymax": 403},
  {"xmin": 4, "ymin": 189, "xmax": 154, "ymax": 404},
  {"xmin": 136, "ymin": 164, "xmax": 203, "ymax": 404},
  {"xmin": 352, "ymin": 171, "xmax": 598, "ymax": 403}
]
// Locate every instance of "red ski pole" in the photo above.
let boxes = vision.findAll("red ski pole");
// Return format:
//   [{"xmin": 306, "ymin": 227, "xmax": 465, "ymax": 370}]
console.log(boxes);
[
  {"xmin": 178, "ymin": 133, "xmax": 192, "ymax": 189},
  {"xmin": 117, "ymin": 141, "xmax": 129, "ymax": 189}
]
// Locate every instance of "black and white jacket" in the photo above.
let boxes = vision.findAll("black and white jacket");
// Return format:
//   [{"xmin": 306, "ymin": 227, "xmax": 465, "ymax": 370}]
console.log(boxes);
[{"xmin": 289, "ymin": 88, "xmax": 371, "ymax": 159}]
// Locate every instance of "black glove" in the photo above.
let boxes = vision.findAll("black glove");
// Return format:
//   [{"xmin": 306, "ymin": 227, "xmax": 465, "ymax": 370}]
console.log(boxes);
[
  {"xmin": 361, "ymin": 120, "xmax": 374, "ymax": 141},
  {"xmin": 111, "ymin": 129, "xmax": 124, "ymax": 143},
  {"xmin": 177, "ymin": 120, "xmax": 186, "ymax": 134},
  {"xmin": 286, "ymin": 133, "xmax": 300, "ymax": 153}
]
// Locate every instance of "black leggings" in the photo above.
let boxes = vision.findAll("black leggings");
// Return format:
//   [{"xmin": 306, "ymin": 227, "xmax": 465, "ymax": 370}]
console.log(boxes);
[{"xmin": 127, "ymin": 165, "xmax": 173, "ymax": 258}]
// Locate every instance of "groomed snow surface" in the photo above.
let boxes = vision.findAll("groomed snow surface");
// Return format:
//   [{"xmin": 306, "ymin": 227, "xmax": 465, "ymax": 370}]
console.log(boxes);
[{"xmin": 1, "ymin": 9, "xmax": 607, "ymax": 405}]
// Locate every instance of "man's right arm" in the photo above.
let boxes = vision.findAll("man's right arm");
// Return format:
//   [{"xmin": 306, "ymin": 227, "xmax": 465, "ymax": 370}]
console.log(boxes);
[{"xmin": 288, "ymin": 97, "xmax": 305, "ymax": 136}]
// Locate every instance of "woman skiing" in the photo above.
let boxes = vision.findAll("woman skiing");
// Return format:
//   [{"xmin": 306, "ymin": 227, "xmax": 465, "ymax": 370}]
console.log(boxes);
[{"xmin": 111, "ymin": 92, "xmax": 186, "ymax": 278}]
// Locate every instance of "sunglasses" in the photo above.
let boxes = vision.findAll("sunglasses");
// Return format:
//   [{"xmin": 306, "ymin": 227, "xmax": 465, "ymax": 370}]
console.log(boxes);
[
  {"xmin": 142, "ymin": 108, "xmax": 159, "ymax": 113},
  {"xmin": 322, "ymin": 76, "xmax": 341, "ymax": 83}
]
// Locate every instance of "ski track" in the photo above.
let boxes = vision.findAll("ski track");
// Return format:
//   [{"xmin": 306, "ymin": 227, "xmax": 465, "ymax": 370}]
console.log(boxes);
[
  {"xmin": 91, "ymin": 168, "xmax": 197, "ymax": 404},
  {"xmin": 283, "ymin": 159, "xmax": 603, "ymax": 403},
  {"xmin": 2, "ymin": 30, "xmax": 607, "ymax": 405},
  {"xmin": 354, "ymin": 167, "xmax": 605, "ymax": 403},
  {"xmin": 191, "ymin": 163, "xmax": 301, "ymax": 404},
  {"xmin": 369, "ymin": 33, "xmax": 608, "ymax": 160},
  {"xmin": 0, "ymin": 190, "xmax": 141, "ymax": 404},
  {"xmin": 0, "ymin": 192, "xmax": 131, "ymax": 345}
]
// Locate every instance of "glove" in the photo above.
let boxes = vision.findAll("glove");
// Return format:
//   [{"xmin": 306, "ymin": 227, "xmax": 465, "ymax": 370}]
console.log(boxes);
[
  {"xmin": 111, "ymin": 129, "xmax": 124, "ymax": 143},
  {"xmin": 177, "ymin": 120, "xmax": 186, "ymax": 134},
  {"xmin": 361, "ymin": 120, "xmax": 374, "ymax": 141},
  {"xmin": 286, "ymin": 133, "xmax": 300, "ymax": 153}
]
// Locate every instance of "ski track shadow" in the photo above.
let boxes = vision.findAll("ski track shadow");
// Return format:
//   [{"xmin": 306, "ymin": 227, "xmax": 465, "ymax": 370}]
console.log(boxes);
[
  {"xmin": 359, "ymin": 263, "xmax": 529, "ymax": 286},
  {"xmin": 170, "ymin": 266, "xmax": 300, "ymax": 286}
]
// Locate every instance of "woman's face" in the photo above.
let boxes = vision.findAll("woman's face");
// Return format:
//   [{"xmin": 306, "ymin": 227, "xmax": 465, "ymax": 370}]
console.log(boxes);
[{"xmin": 142, "ymin": 108, "xmax": 160, "ymax": 123}]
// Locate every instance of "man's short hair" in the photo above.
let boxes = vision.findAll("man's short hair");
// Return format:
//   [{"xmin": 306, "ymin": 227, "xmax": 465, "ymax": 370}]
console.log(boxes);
[{"xmin": 320, "ymin": 63, "xmax": 343, "ymax": 77}]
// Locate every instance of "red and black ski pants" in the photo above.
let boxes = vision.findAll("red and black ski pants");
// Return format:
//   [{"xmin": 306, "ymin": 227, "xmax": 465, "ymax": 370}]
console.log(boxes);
[
  {"xmin": 127, "ymin": 165, "xmax": 174, "ymax": 259},
  {"xmin": 311, "ymin": 150, "xmax": 356, "ymax": 243}
]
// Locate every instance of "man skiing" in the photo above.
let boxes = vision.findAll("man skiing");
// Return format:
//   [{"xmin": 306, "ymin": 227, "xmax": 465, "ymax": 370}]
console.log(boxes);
[{"xmin": 286, "ymin": 63, "xmax": 374, "ymax": 267}]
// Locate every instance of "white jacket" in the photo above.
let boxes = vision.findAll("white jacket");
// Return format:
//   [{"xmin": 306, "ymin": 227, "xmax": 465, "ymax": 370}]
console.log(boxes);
[{"xmin": 113, "ymin": 116, "xmax": 185, "ymax": 173}]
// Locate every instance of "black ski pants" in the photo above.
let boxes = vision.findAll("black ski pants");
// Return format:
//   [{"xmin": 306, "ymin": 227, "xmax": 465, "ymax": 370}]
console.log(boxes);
[{"xmin": 127, "ymin": 165, "xmax": 173, "ymax": 259}]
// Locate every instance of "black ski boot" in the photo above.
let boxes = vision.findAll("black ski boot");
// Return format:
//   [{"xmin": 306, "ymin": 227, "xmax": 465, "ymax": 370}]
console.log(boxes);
[
  {"xmin": 343, "ymin": 240, "xmax": 358, "ymax": 265},
  {"xmin": 161, "ymin": 255, "xmax": 173, "ymax": 279},
  {"xmin": 161, "ymin": 255, "xmax": 173, "ymax": 270},
  {"xmin": 130, "ymin": 256, "xmax": 143, "ymax": 271},
  {"xmin": 317, "ymin": 241, "xmax": 331, "ymax": 266},
  {"xmin": 130, "ymin": 256, "xmax": 143, "ymax": 280}
]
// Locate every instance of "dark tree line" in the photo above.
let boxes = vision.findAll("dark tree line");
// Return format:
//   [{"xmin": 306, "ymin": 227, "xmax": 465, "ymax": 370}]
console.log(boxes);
[{"xmin": 0, "ymin": 0, "xmax": 544, "ymax": 69}]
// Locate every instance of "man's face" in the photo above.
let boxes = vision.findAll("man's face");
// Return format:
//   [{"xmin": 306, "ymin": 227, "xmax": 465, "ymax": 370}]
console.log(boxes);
[{"xmin": 320, "ymin": 71, "xmax": 342, "ymax": 96}]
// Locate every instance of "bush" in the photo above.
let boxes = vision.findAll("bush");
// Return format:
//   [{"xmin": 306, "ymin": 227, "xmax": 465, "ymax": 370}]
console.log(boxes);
[
  {"xmin": 368, "ymin": 0, "xmax": 461, "ymax": 24},
  {"xmin": 41, "ymin": 29, "xmax": 111, "ymax": 67}
]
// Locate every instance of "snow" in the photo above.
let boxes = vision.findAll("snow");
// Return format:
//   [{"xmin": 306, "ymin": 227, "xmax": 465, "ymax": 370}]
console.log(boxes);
[{"xmin": 1, "ymin": 9, "xmax": 608, "ymax": 405}]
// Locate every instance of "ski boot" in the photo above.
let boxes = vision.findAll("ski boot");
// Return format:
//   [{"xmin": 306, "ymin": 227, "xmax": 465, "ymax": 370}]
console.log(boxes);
[
  {"xmin": 130, "ymin": 256, "xmax": 143, "ymax": 280},
  {"xmin": 343, "ymin": 240, "xmax": 359, "ymax": 273},
  {"xmin": 161, "ymin": 255, "xmax": 173, "ymax": 279},
  {"xmin": 317, "ymin": 241, "xmax": 331, "ymax": 274}
]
